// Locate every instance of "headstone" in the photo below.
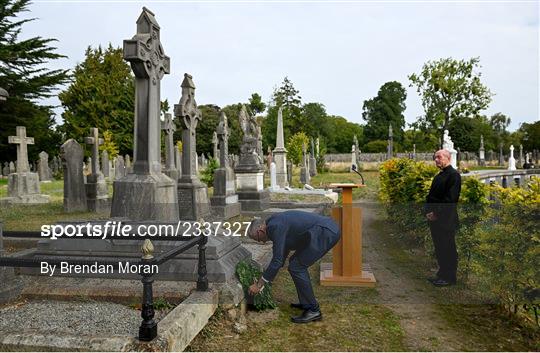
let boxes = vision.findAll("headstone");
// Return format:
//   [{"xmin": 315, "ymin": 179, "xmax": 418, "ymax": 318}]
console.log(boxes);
[
  {"xmin": 114, "ymin": 156, "xmax": 126, "ymax": 180},
  {"xmin": 235, "ymin": 105, "xmax": 269, "ymax": 211},
  {"xmin": 272, "ymin": 106, "xmax": 288, "ymax": 188},
  {"xmin": 174, "ymin": 144, "xmax": 182, "ymax": 177},
  {"xmin": 161, "ymin": 112, "xmax": 179, "ymax": 182},
  {"xmin": 309, "ymin": 137, "xmax": 317, "ymax": 177},
  {"xmin": 350, "ymin": 145, "xmax": 357, "ymax": 172},
  {"xmin": 266, "ymin": 146, "xmax": 273, "ymax": 171},
  {"xmin": 269, "ymin": 162, "xmax": 278, "ymax": 191},
  {"xmin": 84, "ymin": 128, "xmax": 109, "ymax": 212},
  {"xmin": 2, "ymin": 162, "xmax": 8, "ymax": 176},
  {"xmin": 286, "ymin": 160, "xmax": 293, "ymax": 186},
  {"xmin": 387, "ymin": 124, "xmax": 393, "ymax": 160},
  {"xmin": 315, "ymin": 137, "xmax": 320, "ymax": 158},
  {"xmin": 86, "ymin": 157, "xmax": 92, "ymax": 175},
  {"xmin": 300, "ymin": 142, "xmax": 310, "ymax": 185},
  {"xmin": 498, "ymin": 142, "xmax": 504, "ymax": 166},
  {"xmin": 442, "ymin": 129, "xmax": 457, "ymax": 169},
  {"xmin": 175, "ymin": 73, "xmax": 210, "ymax": 220},
  {"xmin": 212, "ymin": 131, "xmax": 219, "ymax": 163},
  {"xmin": 478, "ymin": 135, "xmax": 485, "ymax": 166},
  {"xmin": 8, "ymin": 161, "xmax": 15, "ymax": 173},
  {"xmin": 2, "ymin": 126, "xmax": 49, "ymax": 204},
  {"xmin": 37, "ymin": 151, "xmax": 51, "ymax": 182},
  {"xmin": 210, "ymin": 111, "xmax": 241, "ymax": 219},
  {"xmin": 60, "ymin": 139, "xmax": 87, "ymax": 212},
  {"xmin": 124, "ymin": 154, "xmax": 132, "ymax": 174},
  {"xmin": 353, "ymin": 134, "xmax": 359, "ymax": 165},
  {"xmin": 111, "ymin": 7, "xmax": 179, "ymax": 221},
  {"xmin": 488, "ymin": 150, "xmax": 494, "ymax": 163},
  {"xmin": 507, "ymin": 145, "xmax": 516, "ymax": 171},
  {"xmin": 101, "ymin": 150, "xmax": 110, "ymax": 178},
  {"xmin": 518, "ymin": 144, "xmax": 523, "ymax": 168}
]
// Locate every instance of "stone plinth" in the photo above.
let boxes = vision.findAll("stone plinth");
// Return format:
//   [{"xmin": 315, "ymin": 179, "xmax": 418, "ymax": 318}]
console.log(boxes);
[
  {"xmin": 6, "ymin": 172, "xmax": 49, "ymax": 204},
  {"xmin": 112, "ymin": 173, "xmax": 178, "ymax": 221},
  {"xmin": 273, "ymin": 149, "xmax": 288, "ymax": 188},
  {"xmin": 177, "ymin": 178, "xmax": 210, "ymax": 221},
  {"xmin": 85, "ymin": 174, "xmax": 109, "ymax": 213},
  {"xmin": 211, "ymin": 168, "xmax": 240, "ymax": 219}
]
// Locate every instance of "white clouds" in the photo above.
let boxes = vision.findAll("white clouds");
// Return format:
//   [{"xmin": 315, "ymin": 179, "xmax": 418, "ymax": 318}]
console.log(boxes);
[{"xmin": 22, "ymin": 1, "xmax": 538, "ymax": 130}]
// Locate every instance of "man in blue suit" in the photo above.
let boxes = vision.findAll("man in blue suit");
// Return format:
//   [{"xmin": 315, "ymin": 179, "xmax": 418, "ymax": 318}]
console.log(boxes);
[{"xmin": 247, "ymin": 210, "xmax": 341, "ymax": 323}]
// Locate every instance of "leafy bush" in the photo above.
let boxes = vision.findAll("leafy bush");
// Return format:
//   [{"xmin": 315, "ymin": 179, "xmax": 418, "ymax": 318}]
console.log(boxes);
[
  {"xmin": 235, "ymin": 260, "xmax": 277, "ymax": 311},
  {"xmin": 286, "ymin": 132, "xmax": 309, "ymax": 166},
  {"xmin": 200, "ymin": 158, "xmax": 219, "ymax": 187}
]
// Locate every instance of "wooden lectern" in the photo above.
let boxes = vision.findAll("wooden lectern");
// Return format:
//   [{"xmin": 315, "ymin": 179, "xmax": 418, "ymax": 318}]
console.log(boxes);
[{"xmin": 320, "ymin": 183, "xmax": 376, "ymax": 287}]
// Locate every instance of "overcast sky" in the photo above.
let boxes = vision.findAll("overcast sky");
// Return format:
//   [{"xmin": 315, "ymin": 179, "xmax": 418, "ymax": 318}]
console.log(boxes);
[{"xmin": 22, "ymin": 0, "xmax": 539, "ymax": 131}]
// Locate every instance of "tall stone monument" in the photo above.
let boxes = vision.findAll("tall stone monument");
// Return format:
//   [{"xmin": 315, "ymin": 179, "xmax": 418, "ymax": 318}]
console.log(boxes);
[
  {"xmin": 161, "ymin": 112, "xmax": 179, "ymax": 182},
  {"xmin": 508, "ymin": 145, "xmax": 516, "ymax": 171},
  {"xmin": 235, "ymin": 105, "xmax": 269, "ymax": 211},
  {"xmin": 442, "ymin": 130, "xmax": 458, "ymax": 169},
  {"xmin": 60, "ymin": 139, "xmax": 87, "ymax": 212},
  {"xmin": 387, "ymin": 124, "xmax": 393, "ymax": 160},
  {"xmin": 478, "ymin": 135, "xmax": 486, "ymax": 166},
  {"xmin": 353, "ymin": 134, "xmax": 359, "ymax": 165},
  {"xmin": 175, "ymin": 73, "xmax": 210, "ymax": 220},
  {"xmin": 84, "ymin": 128, "xmax": 109, "ymax": 212},
  {"xmin": 309, "ymin": 137, "xmax": 317, "ymax": 177},
  {"xmin": 519, "ymin": 144, "xmax": 523, "ymax": 168},
  {"xmin": 111, "ymin": 7, "xmax": 179, "ymax": 221},
  {"xmin": 300, "ymin": 142, "xmax": 310, "ymax": 185},
  {"xmin": 114, "ymin": 155, "xmax": 125, "ymax": 180},
  {"xmin": 272, "ymin": 106, "xmax": 288, "ymax": 187},
  {"xmin": 350, "ymin": 145, "xmax": 357, "ymax": 172},
  {"xmin": 212, "ymin": 131, "xmax": 219, "ymax": 164},
  {"xmin": 2, "ymin": 126, "xmax": 49, "ymax": 204},
  {"xmin": 210, "ymin": 111, "xmax": 241, "ymax": 219}
]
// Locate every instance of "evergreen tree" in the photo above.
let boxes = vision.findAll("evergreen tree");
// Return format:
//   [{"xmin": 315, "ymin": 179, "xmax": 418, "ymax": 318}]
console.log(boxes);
[
  {"xmin": 59, "ymin": 45, "xmax": 134, "ymax": 155},
  {"xmin": 0, "ymin": 0, "xmax": 69, "ymax": 162}
]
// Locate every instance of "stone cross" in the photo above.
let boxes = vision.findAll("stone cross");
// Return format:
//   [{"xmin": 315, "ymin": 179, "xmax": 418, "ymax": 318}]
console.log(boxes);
[
  {"xmin": 161, "ymin": 112, "xmax": 176, "ymax": 171},
  {"xmin": 84, "ymin": 128, "xmax": 103, "ymax": 176},
  {"xmin": 174, "ymin": 73, "xmax": 201, "ymax": 179},
  {"xmin": 8, "ymin": 126, "xmax": 34, "ymax": 173},
  {"xmin": 212, "ymin": 131, "xmax": 219, "ymax": 161},
  {"xmin": 217, "ymin": 111, "xmax": 229, "ymax": 167},
  {"xmin": 123, "ymin": 7, "xmax": 170, "ymax": 175}
]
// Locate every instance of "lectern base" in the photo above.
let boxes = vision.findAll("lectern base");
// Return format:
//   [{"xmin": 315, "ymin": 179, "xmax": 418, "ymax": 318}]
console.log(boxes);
[{"xmin": 319, "ymin": 262, "xmax": 376, "ymax": 287}]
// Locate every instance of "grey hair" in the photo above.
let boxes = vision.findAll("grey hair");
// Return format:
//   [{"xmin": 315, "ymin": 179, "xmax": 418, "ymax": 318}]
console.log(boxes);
[{"xmin": 247, "ymin": 217, "xmax": 265, "ymax": 239}]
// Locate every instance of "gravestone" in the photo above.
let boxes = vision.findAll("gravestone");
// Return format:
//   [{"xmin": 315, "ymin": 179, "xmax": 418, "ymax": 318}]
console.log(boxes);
[
  {"xmin": 507, "ymin": 145, "xmax": 516, "ymax": 171},
  {"xmin": 443, "ymin": 130, "xmax": 457, "ymax": 169},
  {"xmin": 161, "ymin": 112, "xmax": 179, "ymax": 182},
  {"xmin": 309, "ymin": 137, "xmax": 317, "ymax": 177},
  {"xmin": 235, "ymin": 105, "xmax": 269, "ymax": 211},
  {"xmin": 316, "ymin": 137, "xmax": 320, "ymax": 158},
  {"xmin": 38, "ymin": 151, "xmax": 51, "ymax": 182},
  {"xmin": 478, "ymin": 135, "xmax": 486, "ymax": 166},
  {"xmin": 174, "ymin": 145, "xmax": 182, "ymax": 177},
  {"xmin": 175, "ymin": 73, "xmax": 210, "ymax": 220},
  {"xmin": 269, "ymin": 162, "xmax": 278, "ymax": 191},
  {"xmin": 287, "ymin": 159, "xmax": 293, "ymax": 186},
  {"xmin": 2, "ymin": 162, "xmax": 9, "ymax": 176},
  {"xmin": 2, "ymin": 126, "xmax": 49, "ymax": 204},
  {"xmin": 266, "ymin": 146, "xmax": 273, "ymax": 171},
  {"xmin": 114, "ymin": 155, "xmax": 126, "ymax": 180},
  {"xmin": 60, "ymin": 139, "xmax": 87, "ymax": 212},
  {"xmin": 9, "ymin": 161, "xmax": 15, "ymax": 173},
  {"xmin": 272, "ymin": 106, "xmax": 288, "ymax": 187},
  {"xmin": 350, "ymin": 145, "xmax": 357, "ymax": 172},
  {"xmin": 125, "ymin": 154, "xmax": 132, "ymax": 174},
  {"xmin": 519, "ymin": 144, "xmax": 523, "ymax": 168},
  {"xmin": 210, "ymin": 111, "xmax": 241, "ymax": 219},
  {"xmin": 353, "ymin": 134, "xmax": 359, "ymax": 165},
  {"xmin": 498, "ymin": 143, "xmax": 504, "ymax": 166},
  {"xmin": 111, "ymin": 7, "xmax": 179, "ymax": 221},
  {"xmin": 212, "ymin": 131, "xmax": 219, "ymax": 165},
  {"xmin": 300, "ymin": 142, "xmax": 310, "ymax": 185},
  {"xmin": 101, "ymin": 150, "xmax": 110, "ymax": 178},
  {"xmin": 387, "ymin": 124, "xmax": 393, "ymax": 160},
  {"xmin": 84, "ymin": 128, "xmax": 109, "ymax": 213},
  {"xmin": 86, "ymin": 157, "xmax": 92, "ymax": 174}
]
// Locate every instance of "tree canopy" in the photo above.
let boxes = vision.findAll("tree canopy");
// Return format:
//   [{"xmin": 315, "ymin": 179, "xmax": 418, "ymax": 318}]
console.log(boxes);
[{"xmin": 0, "ymin": 0, "xmax": 69, "ymax": 162}]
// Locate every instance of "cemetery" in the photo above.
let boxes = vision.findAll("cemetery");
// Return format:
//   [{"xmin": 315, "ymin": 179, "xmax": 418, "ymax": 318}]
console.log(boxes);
[{"xmin": 0, "ymin": 2, "xmax": 539, "ymax": 352}]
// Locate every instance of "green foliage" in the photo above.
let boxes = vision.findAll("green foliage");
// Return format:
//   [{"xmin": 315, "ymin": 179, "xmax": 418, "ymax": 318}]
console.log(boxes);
[
  {"xmin": 362, "ymin": 81, "xmax": 407, "ymax": 144},
  {"xmin": 409, "ymin": 57, "xmax": 493, "ymax": 147},
  {"xmin": 196, "ymin": 105, "xmax": 221, "ymax": 156},
  {"xmin": 0, "ymin": 0, "xmax": 70, "ymax": 161},
  {"xmin": 363, "ymin": 140, "xmax": 389, "ymax": 153},
  {"xmin": 248, "ymin": 93, "xmax": 266, "ymax": 115},
  {"xmin": 316, "ymin": 144, "xmax": 327, "ymax": 173},
  {"xmin": 286, "ymin": 132, "xmax": 309, "ymax": 166},
  {"xmin": 326, "ymin": 116, "xmax": 363, "ymax": 153},
  {"xmin": 519, "ymin": 121, "xmax": 540, "ymax": 151},
  {"xmin": 235, "ymin": 260, "xmax": 277, "ymax": 311},
  {"xmin": 59, "ymin": 45, "xmax": 134, "ymax": 155},
  {"xmin": 100, "ymin": 130, "xmax": 119, "ymax": 158},
  {"xmin": 153, "ymin": 297, "xmax": 175, "ymax": 310},
  {"xmin": 200, "ymin": 157, "xmax": 219, "ymax": 187}
]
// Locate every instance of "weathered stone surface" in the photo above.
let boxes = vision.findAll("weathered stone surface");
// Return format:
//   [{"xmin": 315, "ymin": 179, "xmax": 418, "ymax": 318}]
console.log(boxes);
[
  {"xmin": 101, "ymin": 150, "xmax": 110, "ymax": 178},
  {"xmin": 115, "ymin": 156, "xmax": 126, "ymax": 180},
  {"xmin": 161, "ymin": 112, "xmax": 178, "ymax": 182},
  {"xmin": 273, "ymin": 106, "xmax": 288, "ymax": 187},
  {"xmin": 60, "ymin": 139, "xmax": 87, "ymax": 212},
  {"xmin": 38, "ymin": 151, "xmax": 51, "ymax": 181},
  {"xmin": 84, "ymin": 128, "xmax": 109, "ymax": 213},
  {"xmin": 111, "ymin": 8, "xmax": 178, "ymax": 221}
]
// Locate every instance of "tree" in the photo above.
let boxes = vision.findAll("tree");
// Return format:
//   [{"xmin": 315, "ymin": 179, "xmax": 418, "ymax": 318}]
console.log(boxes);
[
  {"xmin": 0, "ymin": 0, "xmax": 69, "ymax": 161},
  {"xmin": 326, "ymin": 116, "xmax": 363, "ymax": 153},
  {"xmin": 362, "ymin": 81, "xmax": 407, "ymax": 144},
  {"xmin": 59, "ymin": 45, "xmax": 134, "ymax": 155},
  {"xmin": 490, "ymin": 112, "xmax": 511, "ymax": 151},
  {"xmin": 248, "ymin": 93, "xmax": 266, "ymax": 115},
  {"xmin": 409, "ymin": 57, "xmax": 492, "ymax": 148},
  {"xmin": 448, "ymin": 115, "xmax": 495, "ymax": 152},
  {"xmin": 519, "ymin": 121, "xmax": 540, "ymax": 151},
  {"xmin": 286, "ymin": 132, "xmax": 309, "ymax": 165}
]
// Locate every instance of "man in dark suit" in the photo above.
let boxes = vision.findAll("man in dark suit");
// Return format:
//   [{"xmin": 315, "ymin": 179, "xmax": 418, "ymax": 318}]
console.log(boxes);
[
  {"xmin": 425, "ymin": 149, "xmax": 461, "ymax": 287},
  {"xmin": 247, "ymin": 210, "xmax": 341, "ymax": 323}
]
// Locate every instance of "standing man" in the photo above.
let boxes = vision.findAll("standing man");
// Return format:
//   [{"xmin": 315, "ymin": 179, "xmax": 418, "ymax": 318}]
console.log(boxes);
[
  {"xmin": 425, "ymin": 149, "xmax": 461, "ymax": 287},
  {"xmin": 247, "ymin": 210, "xmax": 341, "ymax": 323}
]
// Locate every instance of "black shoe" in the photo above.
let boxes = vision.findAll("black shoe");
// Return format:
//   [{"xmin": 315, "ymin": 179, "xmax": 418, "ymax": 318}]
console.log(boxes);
[
  {"xmin": 291, "ymin": 309, "xmax": 322, "ymax": 324},
  {"xmin": 290, "ymin": 303, "xmax": 305, "ymax": 309},
  {"xmin": 431, "ymin": 278, "xmax": 455, "ymax": 287}
]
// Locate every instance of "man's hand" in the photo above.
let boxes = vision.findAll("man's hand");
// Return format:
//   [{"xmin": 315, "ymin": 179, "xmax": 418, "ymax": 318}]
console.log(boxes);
[
  {"xmin": 248, "ymin": 278, "xmax": 263, "ymax": 295},
  {"xmin": 426, "ymin": 212, "xmax": 437, "ymax": 221}
]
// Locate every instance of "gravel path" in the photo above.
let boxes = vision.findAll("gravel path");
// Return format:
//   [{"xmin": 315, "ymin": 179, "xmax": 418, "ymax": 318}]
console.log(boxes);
[{"xmin": 0, "ymin": 300, "xmax": 142, "ymax": 337}]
